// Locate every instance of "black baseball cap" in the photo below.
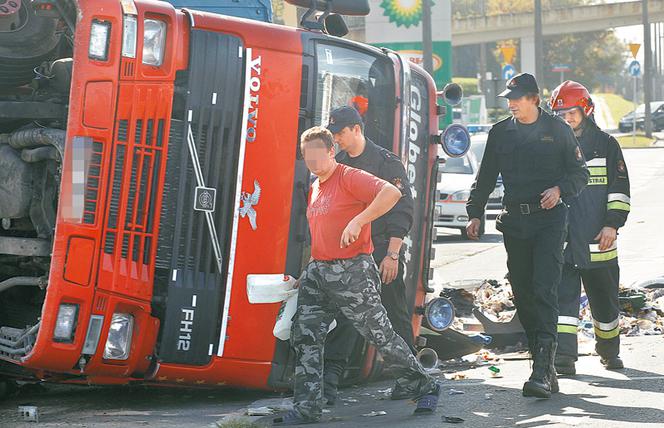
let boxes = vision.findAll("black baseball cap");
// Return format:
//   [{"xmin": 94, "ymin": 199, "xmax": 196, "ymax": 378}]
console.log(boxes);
[
  {"xmin": 326, "ymin": 106, "xmax": 363, "ymax": 134},
  {"xmin": 498, "ymin": 73, "xmax": 540, "ymax": 99}
]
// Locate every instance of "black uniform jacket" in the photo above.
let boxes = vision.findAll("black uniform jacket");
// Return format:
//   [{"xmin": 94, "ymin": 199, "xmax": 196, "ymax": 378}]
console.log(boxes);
[
  {"xmin": 336, "ymin": 138, "xmax": 414, "ymax": 248},
  {"xmin": 466, "ymin": 109, "xmax": 589, "ymax": 237},
  {"xmin": 563, "ymin": 120, "xmax": 631, "ymax": 269}
]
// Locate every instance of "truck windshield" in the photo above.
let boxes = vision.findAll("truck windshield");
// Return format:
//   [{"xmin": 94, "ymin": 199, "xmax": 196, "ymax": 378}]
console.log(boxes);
[{"xmin": 314, "ymin": 42, "xmax": 396, "ymax": 149}]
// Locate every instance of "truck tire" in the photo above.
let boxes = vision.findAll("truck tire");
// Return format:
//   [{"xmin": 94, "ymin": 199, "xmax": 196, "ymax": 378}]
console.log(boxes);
[{"xmin": 0, "ymin": 1, "xmax": 61, "ymax": 88}]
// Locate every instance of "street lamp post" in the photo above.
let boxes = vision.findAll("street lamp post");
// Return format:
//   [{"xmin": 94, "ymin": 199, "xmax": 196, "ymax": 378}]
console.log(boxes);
[{"xmin": 422, "ymin": 0, "xmax": 433, "ymax": 76}]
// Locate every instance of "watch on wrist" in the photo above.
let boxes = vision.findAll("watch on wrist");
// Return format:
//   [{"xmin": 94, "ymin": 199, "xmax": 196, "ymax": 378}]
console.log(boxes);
[{"xmin": 387, "ymin": 251, "xmax": 399, "ymax": 261}]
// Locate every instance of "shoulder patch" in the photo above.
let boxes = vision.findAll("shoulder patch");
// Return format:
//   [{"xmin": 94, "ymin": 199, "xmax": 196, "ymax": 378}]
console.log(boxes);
[
  {"xmin": 617, "ymin": 159, "xmax": 626, "ymax": 173},
  {"xmin": 391, "ymin": 177, "xmax": 404, "ymax": 191}
]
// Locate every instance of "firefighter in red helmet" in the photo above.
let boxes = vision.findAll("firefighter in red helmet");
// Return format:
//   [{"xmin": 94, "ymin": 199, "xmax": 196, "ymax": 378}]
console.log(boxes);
[{"xmin": 549, "ymin": 80, "xmax": 631, "ymax": 375}]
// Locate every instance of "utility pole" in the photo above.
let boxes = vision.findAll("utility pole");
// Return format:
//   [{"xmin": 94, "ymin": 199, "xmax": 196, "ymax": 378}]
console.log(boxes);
[
  {"xmin": 422, "ymin": 0, "xmax": 433, "ymax": 76},
  {"xmin": 643, "ymin": 0, "xmax": 652, "ymax": 138},
  {"xmin": 534, "ymin": 0, "xmax": 544, "ymax": 81}
]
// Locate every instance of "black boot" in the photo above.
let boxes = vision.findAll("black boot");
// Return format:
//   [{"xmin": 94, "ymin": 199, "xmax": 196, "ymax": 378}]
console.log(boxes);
[
  {"xmin": 601, "ymin": 356, "xmax": 624, "ymax": 370},
  {"xmin": 523, "ymin": 339, "xmax": 555, "ymax": 399},
  {"xmin": 554, "ymin": 354, "xmax": 577, "ymax": 375},
  {"xmin": 323, "ymin": 360, "xmax": 345, "ymax": 405}
]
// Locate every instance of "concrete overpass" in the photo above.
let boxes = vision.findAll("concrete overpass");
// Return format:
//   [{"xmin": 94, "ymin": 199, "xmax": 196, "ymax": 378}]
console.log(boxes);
[{"xmin": 452, "ymin": 0, "xmax": 664, "ymax": 74}]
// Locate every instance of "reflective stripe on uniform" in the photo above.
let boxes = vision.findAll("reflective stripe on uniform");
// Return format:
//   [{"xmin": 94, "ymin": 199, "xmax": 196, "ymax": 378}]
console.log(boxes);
[
  {"xmin": 586, "ymin": 158, "xmax": 606, "ymax": 167},
  {"xmin": 607, "ymin": 201, "xmax": 631, "ymax": 211},
  {"xmin": 607, "ymin": 192, "xmax": 631, "ymax": 212},
  {"xmin": 587, "ymin": 158, "xmax": 607, "ymax": 185},
  {"xmin": 557, "ymin": 325, "xmax": 578, "ymax": 334},
  {"xmin": 589, "ymin": 242, "xmax": 618, "ymax": 262},
  {"xmin": 590, "ymin": 250, "xmax": 618, "ymax": 262},
  {"xmin": 608, "ymin": 193, "xmax": 630, "ymax": 204},
  {"xmin": 594, "ymin": 326, "xmax": 620, "ymax": 339},
  {"xmin": 593, "ymin": 318, "xmax": 619, "ymax": 331},
  {"xmin": 589, "ymin": 242, "xmax": 617, "ymax": 252},
  {"xmin": 588, "ymin": 166, "xmax": 607, "ymax": 176},
  {"xmin": 559, "ymin": 316, "xmax": 580, "ymax": 326}
]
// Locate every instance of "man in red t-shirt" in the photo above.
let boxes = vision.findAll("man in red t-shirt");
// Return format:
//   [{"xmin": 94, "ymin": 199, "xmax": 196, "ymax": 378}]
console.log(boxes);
[{"xmin": 273, "ymin": 127, "xmax": 441, "ymax": 425}]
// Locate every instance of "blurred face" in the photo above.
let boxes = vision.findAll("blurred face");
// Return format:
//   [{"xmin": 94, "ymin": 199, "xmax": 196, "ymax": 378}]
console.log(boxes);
[
  {"xmin": 333, "ymin": 124, "xmax": 362, "ymax": 152},
  {"xmin": 556, "ymin": 107, "xmax": 585, "ymax": 130},
  {"xmin": 507, "ymin": 95, "xmax": 539, "ymax": 123},
  {"xmin": 301, "ymin": 139, "xmax": 335, "ymax": 177}
]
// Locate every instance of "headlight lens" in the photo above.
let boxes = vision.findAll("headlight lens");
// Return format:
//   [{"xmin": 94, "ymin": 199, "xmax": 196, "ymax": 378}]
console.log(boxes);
[
  {"xmin": 89, "ymin": 20, "xmax": 111, "ymax": 61},
  {"xmin": 440, "ymin": 124, "xmax": 471, "ymax": 157},
  {"xmin": 423, "ymin": 297, "xmax": 455, "ymax": 333},
  {"xmin": 122, "ymin": 15, "xmax": 137, "ymax": 58},
  {"xmin": 53, "ymin": 303, "xmax": 79, "ymax": 342},
  {"xmin": 450, "ymin": 190, "xmax": 470, "ymax": 202},
  {"xmin": 103, "ymin": 313, "xmax": 134, "ymax": 360},
  {"xmin": 142, "ymin": 19, "xmax": 166, "ymax": 66}
]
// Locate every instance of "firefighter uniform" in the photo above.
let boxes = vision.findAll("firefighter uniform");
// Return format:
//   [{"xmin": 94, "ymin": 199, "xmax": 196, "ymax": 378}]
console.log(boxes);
[
  {"xmin": 557, "ymin": 120, "xmax": 630, "ymax": 362},
  {"xmin": 467, "ymin": 108, "xmax": 589, "ymax": 347},
  {"xmin": 324, "ymin": 137, "xmax": 415, "ymax": 391}
]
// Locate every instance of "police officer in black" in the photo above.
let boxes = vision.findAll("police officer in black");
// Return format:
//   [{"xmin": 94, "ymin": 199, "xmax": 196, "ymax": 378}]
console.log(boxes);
[
  {"xmin": 466, "ymin": 73, "xmax": 589, "ymax": 399},
  {"xmin": 323, "ymin": 106, "xmax": 415, "ymax": 404}
]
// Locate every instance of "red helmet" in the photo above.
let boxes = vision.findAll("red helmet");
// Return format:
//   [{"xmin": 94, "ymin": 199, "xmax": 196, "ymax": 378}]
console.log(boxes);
[{"xmin": 549, "ymin": 80, "xmax": 594, "ymax": 117}]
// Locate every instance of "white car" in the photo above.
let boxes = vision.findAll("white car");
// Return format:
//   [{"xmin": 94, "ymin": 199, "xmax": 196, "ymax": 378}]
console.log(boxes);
[
  {"xmin": 470, "ymin": 133, "xmax": 504, "ymax": 210},
  {"xmin": 434, "ymin": 151, "xmax": 486, "ymax": 240}
]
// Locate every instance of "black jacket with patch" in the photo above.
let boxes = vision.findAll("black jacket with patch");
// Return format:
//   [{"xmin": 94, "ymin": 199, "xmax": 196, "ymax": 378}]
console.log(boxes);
[{"xmin": 337, "ymin": 138, "xmax": 414, "ymax": 243}]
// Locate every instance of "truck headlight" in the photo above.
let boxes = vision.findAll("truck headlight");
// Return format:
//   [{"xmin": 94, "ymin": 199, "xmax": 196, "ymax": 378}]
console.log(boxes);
[
  {"xmin": 450, "ymin": 190, "xmax": 470, "ymax": 202},
  {"xmin": 423, "ymin": 298, "xmax": 455, "ymax": 333},
  {"xmin": 142, "ymin": 19, "xmax": 166, "ymax": 66},
  {"xmin": 89, "ymin": 20, "xmax": 111, "ymax": 61},
  {"xmin": 103, "ymin": 313, "xmax": 134, "ymax": 360},
  {"xmin": 122, "ymin": 15, "xmax": 137, "ymax": 58},
  {"xmin": 53, "ymin": 304, "xmax": 79, "ymax": 342}
]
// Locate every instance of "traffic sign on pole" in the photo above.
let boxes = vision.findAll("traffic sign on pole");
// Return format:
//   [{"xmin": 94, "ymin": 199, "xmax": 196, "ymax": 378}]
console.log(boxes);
[
  {"xmin": 502, "ymin": 64, "xmax": 516, "ymax": 80},
  {"xmin": 629, "ymin": 43, "xmax": 641, "ymax": 59},
  {"xmin": 500, "ymin": 46, "xmax": 516, "ymax": 65},
  {"xmin": 628, "ymin": 60, "xmax": 641, "ymax": 77}
]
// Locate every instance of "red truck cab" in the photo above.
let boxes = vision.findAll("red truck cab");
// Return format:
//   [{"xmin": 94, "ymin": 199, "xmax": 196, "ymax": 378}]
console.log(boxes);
[{"xmin": 0, "ymin": 0, "xmax": 460, "ymax": 392}]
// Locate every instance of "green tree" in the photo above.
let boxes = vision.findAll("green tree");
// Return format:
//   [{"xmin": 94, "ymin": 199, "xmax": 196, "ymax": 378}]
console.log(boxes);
[{"xmin": 543, "ymin": 30, "xmax": 627, "ymax": 91}]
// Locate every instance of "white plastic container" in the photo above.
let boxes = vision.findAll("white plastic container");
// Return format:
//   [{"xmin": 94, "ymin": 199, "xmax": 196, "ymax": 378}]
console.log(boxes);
[
  {"xmin": 246, "ymin": 274, "xmax": 297, "ymax": 304},
  {"xmin": 273, "ymin": 290, "xmax": 337, "ymax": 341},
  {"xmin": 273, "ymin": 290, "xmax": 298, "ymax": 340}
]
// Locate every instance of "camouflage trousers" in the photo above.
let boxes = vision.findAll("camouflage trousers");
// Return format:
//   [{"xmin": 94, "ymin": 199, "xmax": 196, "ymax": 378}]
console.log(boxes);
[{"xmin": 290, "ymin": 254, "xmax": 436, "ymax": 421}]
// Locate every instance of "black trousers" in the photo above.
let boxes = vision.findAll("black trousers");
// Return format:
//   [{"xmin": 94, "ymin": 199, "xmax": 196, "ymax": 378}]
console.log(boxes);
[
  {"xmin": 557, "ymin": 263, "xmax": 621, "ymax": 360},
  {"xmin": 324, "ymin": 247, "xmax": 415, "ymax": 363},
  {"xmin": 503, "ymin": 221, "xmax": 567, "ymax": 346}
]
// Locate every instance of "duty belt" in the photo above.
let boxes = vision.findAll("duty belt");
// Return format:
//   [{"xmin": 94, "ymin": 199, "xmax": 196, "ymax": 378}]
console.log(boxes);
[
  {"xmin": 506, "ymin": 200, "xmax": 563, "ymax": 215},
  {"xmin": 505, "ymin": 202, "xmax": 545, "ymax": 215}
]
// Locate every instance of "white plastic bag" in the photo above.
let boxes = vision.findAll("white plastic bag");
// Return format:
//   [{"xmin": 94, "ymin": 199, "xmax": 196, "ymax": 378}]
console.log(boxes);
[
  {"xmin": 247, "ymin": 274, "xmax": 297, "ymax": 304},
  {"xmin": 273, "ymin": 289, "xmax": 338, "ymax": 341}
]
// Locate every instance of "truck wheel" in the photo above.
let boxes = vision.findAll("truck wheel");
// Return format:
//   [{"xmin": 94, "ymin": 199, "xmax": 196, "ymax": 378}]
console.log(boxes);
[{"xmin": 0, "ymin": 1, "xmax": 62, "ymax": 88}]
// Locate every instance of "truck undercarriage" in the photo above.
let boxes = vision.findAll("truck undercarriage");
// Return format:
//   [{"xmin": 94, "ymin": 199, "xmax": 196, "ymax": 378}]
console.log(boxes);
[{"xmin": 0, "ymin": 0, "xmax": 77, "ymax": 363}]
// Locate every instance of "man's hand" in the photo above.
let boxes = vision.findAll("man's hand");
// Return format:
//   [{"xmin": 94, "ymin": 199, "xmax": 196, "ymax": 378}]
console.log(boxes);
[
  {"xmin": 340, "ymin": 219, "xmax": 362, "ymax": 248},
  {"xmin": 379, "ymin": 256, "xmax": 398, "ymax": 284},
  {"xmin": 594, "ymin": 226, "xmax": 617, "ymax": 251},
  {"xmin": 465, "ymin": 218, "xmax": 481, "ymax": 240},
  {"xmin": 540, "ymin": 186, "xmax": 561, "ymax": 209}
]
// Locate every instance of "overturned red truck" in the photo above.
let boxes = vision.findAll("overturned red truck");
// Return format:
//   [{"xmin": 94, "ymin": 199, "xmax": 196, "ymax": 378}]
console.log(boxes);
[{"xmin": 0, "ymin": 0, "xmax": 468, "ymax": 393}]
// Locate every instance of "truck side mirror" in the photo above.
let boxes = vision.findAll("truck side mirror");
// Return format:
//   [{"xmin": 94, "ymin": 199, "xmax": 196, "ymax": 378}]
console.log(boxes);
[
  {"xmin": 324, "ymin": 14, "xmax": 348, "ymax": 37},
  {"xmin": 438, "ymin": 83, "xmax": 463, "ymax": 106}
]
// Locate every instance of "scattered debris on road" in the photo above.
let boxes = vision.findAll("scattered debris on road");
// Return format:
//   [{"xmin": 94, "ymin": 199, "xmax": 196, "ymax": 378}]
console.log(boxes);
[{"xmin": 362, "ymin": 410, "xmax": 387, "ymax": 417}]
